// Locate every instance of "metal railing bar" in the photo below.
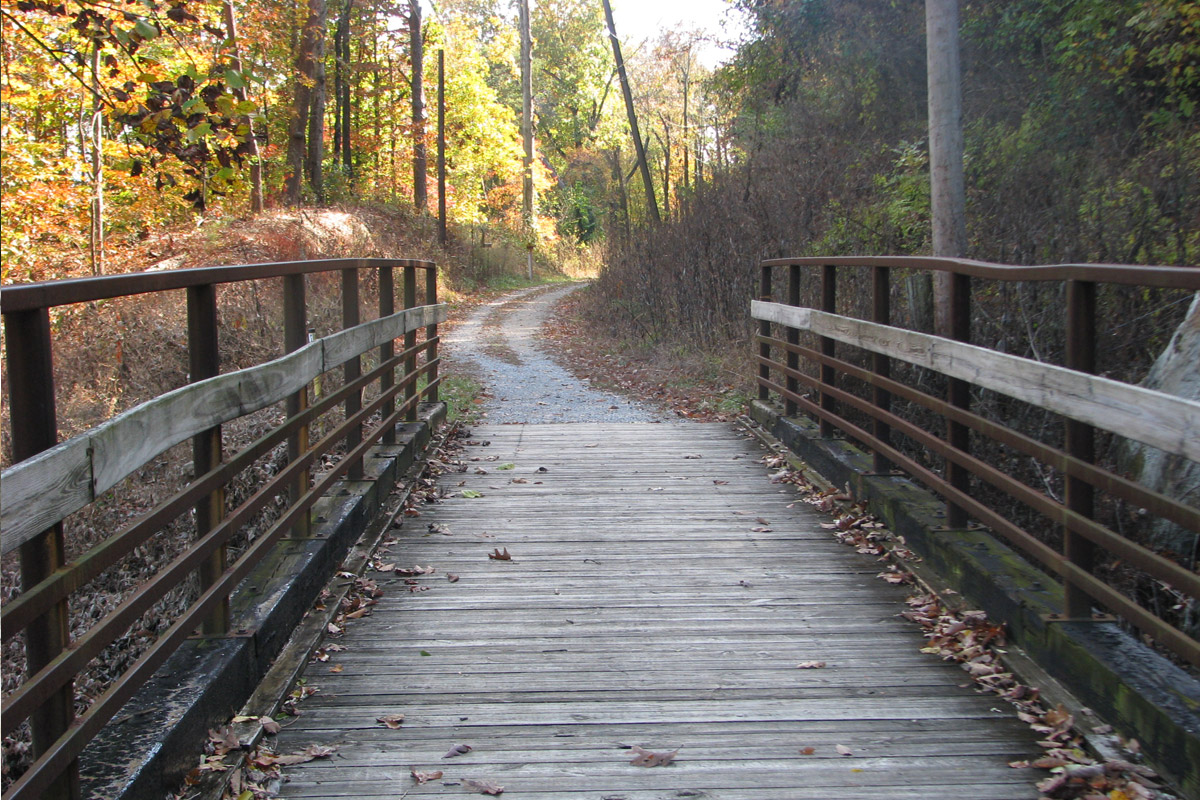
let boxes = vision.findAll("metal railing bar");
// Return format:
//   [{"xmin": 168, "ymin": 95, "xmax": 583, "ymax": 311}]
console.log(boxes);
[
  {"xmin": 0, "ymin": 258, "xmax": 437, "ymax": 314},
  {"xmin": 759, "ymin": 374, "xmax": 1200, "ymax": 668},
  {"xmin": 760, "ymin": 257, "xmax": 1200, "ymax": 290},
  {"xmin": 760, "ymin": 355, "xmax": 1200, "ymax": 597},
  {"xmin": 757, "ymin": 333, "xmax": 1200, "ymax": 532},
  {"xmin": 2, "ymin": 360, "xmax": 436, "ymax": 735}
]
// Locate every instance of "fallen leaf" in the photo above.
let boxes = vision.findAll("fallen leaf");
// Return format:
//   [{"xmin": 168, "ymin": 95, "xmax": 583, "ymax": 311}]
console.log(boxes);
[
  {"xmin": 800, "ymin": 747, "xmax": 816, "ymax": 755},
  {"xmin": 751, "ymin": 526, "xmax": 773, "ymax": 533},
  {"xmin": 461, "ymin": 489, "xmax": 483, "ymax": 498},
  {"xmin": 444, "ymin": 743, "xmax": 473, "ymax": 758},
  {"xmin": 461, "ymin": 778, "xmax": 505, "ymax": 795},
  {"xmin": 497, "ymin": 463, "xmax": 516, "ymax": 470},
  {"xmin": 257, "ymin": 744, "xmax": 337, "ymax": 767},
  {"xmin": 629, "ymin": 745, "xmax": 678, "ymax": 767},
  {"xmin": 377, "ymin": 714, "xmax": 405, "ymax": 729},
  {"xmin": 796, "ymin": 661, "xmax": 827, "ymax": 669},
  {"xmin": 329, "ymin": 664, "xmax": 344, "ymax": 673},
  {"xmin": 836, "ymin": 744, "xmax": 853, "ymax": 756},
  {"xmin": 447, "ymin": 574, "xmax": 460, "ymax": 582},
  {"xmin": 488, "ymin": 548, "xmax": 512, "ymax": 560},
  {"xmin": 683, "ymin": 453, "xmax": 702, "ymax": 459},
  {"xmin": 411, "ymin": 769, "xmax": 443, "ymax": 784},
  {"xmin": 260, "ymin": 716, "xmax": 281, "ymax": 735},
  {"xmin": 713, "ymin": 480, "xmax": 729, "ymax": 485}
]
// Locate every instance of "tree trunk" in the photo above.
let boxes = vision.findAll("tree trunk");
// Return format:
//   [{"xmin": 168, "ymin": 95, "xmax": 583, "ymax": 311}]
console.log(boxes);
[
  {"xmin": 519, "ymin": 0, "xmax": 534, "ymax": 230},
  {"xmin": 89, "ymin": 36, "xmax": 104, "ymax": 274},
  {"xmin": 286, "ymin": 0, "xmax": 326, "ymax": 205},
  {"xmin": 926, "ymin": 0, "xmax": 966, "ymax": 336},
  {"xmin": 410, "ymin": 0, "xmax": 427, "ymax": 211},
  {"xmin": 222, "ymin": 0, "xmax": 263, "ymax": 212},
  {"xmin": 307, "ymin": 0, "xmax": 328, "ymax": 203},
  {"xmin": 602, "ymin": 0, "xmax": 660, "ymax": 225},
  {"xmin": 341, "ymin": 0, "xmax": 353, "ymax": 177}
]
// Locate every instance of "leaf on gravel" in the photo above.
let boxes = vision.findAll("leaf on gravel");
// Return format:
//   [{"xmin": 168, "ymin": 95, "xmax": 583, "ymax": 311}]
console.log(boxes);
[
  {"xmin": 377, "ymin": 714, "xmax": 405, "ymax": 729},
  {"xmin": 629, "ymin": 746, "xmax": 678, "ymax": 767},
  {"xmin": 461, "ymin": 489, "xmax": 483, "ymax": 498},
  {"xmin": 461, "ymin": 778, "xmax": 505, "ymax": 795},
  {"xmin": 411, "ymin": 769, "xmax": 443, "ymax": 784},
  {"xmin": 836, "ymin": 744, "xmax": 853, "ymax": 756},
  {"xmin": 796, "ymin": 661, "xmax": 827, "ymax": 669},
  {"xmin": 444, "ymin": 743, "xmax": 473, "ymax": 758},
  {"xmin": 488, "ymin": 548, "xmax": 512, "ymax": 560}
]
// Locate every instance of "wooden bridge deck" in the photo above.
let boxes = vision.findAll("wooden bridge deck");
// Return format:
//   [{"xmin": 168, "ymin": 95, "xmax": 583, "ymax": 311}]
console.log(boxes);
[{"xmin": 274, "ymin": 423, "xmax": 1039, "ymax": 799}]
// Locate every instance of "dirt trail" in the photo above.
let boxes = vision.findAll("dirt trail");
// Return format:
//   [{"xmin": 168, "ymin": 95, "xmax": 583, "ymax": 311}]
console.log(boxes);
[{"xmin": 442, "ymin": 284, "xmax": 662, "ymax": 423}]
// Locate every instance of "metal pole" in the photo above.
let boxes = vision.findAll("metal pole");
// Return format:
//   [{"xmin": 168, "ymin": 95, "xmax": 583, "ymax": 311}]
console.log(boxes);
[
  {"xmin": 379, "ymin": 265, "xmax": 396, "ymax": 444},
  {"xmin": 758, "ymin": 264, "xmax": 771, "ymax": 402},
  {"xmin": 1064, "ymin": 279, "xmax": 1097, "ymax": 617},
  {"xmin": 872, "ymin": 266, "xmax": 892, "ymax": 473},
  {"xmin": 342, "ymin": 268, "xmax": 363, "ymax": 479},
  {"xmin": 187, "ymin": 284, "xmax": 227, "ymax": 634},
  {"xmin": 283, "ymin": 274, "xmax": 311, "ymax": 536},
  {"xmin": 425, "ymin": 266, "xmax": 439, "ymax": 403},
  {"xmin": 946, "ymin": 271, "xmax": 971, "ymax": 527},
  {"xmin": 404, "ymin": 266, "xmax": 418, "ymax": 422},
  {"xmin": 4, "ymin": 308, "xmax": 79, "ymax": 800},
  {"xmin": 819, "ymin": 264, "xmax": 837, "ymax": 436}
]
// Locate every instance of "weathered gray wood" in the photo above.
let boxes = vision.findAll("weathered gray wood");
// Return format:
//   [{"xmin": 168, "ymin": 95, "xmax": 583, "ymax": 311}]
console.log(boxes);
[
  {"xmin": 0, "ymin": 304, "xmax": 447, "ymax": 554},
  {"xmin": 751, "ymin": 300, "xmax": 1200, "ymax": 461},
  {"xmin": 274, "ymin": 423, "xmax": 1040, "ymax": 799}
]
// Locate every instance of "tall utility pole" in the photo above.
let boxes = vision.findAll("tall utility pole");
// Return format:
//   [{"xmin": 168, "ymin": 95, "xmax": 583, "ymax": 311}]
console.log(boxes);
[
  {"xmin": 926, "ymin": 0, "xmax": 966, "ymax": 335},
  {"xmin": 602, "ymin": 0, "xmax": 660, "ymax": 224}
]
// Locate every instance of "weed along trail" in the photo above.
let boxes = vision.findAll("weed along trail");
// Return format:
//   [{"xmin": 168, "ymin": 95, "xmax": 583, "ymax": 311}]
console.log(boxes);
[{"xmin": 442, "ymin": 283, "xmax": 662, "ymax": 423}]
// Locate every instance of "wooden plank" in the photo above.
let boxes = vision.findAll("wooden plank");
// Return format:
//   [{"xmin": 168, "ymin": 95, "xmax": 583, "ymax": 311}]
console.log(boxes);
[
  {"xmin": 751, "ymin": 300, "xmax": 1200, "ymax": 460},
  {"xmin": 0, "ymin": 305, "xmax": 447, "ymax": 551},
  {"xmin": 274, "ymin": 423, "xmax": 1040, "ymax": 799}
]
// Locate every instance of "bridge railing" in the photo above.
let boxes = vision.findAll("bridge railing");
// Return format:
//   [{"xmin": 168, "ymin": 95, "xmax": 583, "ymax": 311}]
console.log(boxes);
[
  {"xmin": 752, "ymin": 257, "xmax": 1200, "ymax": 670},
  {"xmin": 0, "ymin": 258, "xmax": 444, "ymax": 800}
]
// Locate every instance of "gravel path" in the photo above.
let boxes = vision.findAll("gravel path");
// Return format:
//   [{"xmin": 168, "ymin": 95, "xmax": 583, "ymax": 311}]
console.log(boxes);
[{"xmin": 442, "ymin": 284, "xmax": 663, "ymax": 423}]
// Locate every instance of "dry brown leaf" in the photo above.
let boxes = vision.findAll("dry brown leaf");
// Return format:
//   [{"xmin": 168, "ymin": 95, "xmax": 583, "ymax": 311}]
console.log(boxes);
[
  {"xmin": 443, "ymin": 743, "xmax": 473, "ymax": 758},
  {"xmin": 800, "ymin": 747, "xmax": 816, "ymax": 755},
  {"xmin": 377, "ymin": 714, "xmax": 405, "ymax": 729},
  {"xmin": 447, "ymin": 574, "xmax": 460, "ymax": 583},
  {"xmin": 629, "ymin": 745, "xmax": 678, "ymax": 767},
  {"xmin": 411, "ymin": 769, "xmax": 443, "ymax": 784},
  {"xmin": 260, "ymin": 716, "xmax": 281, "ymax": 735},
  {"xmin": 796, "ymin": 660, "xmax": 827, "ymax": 669},
  {"xmin": 461, "ymin": 778, "xmax": 505, "ymax": 795},
  {"xmin": 329, "ymin": 664, "xmax": 344, "ymax": 673},
  {"xmin": 488, "ymin": 548, "xmax": 512, "ymax": 561}
]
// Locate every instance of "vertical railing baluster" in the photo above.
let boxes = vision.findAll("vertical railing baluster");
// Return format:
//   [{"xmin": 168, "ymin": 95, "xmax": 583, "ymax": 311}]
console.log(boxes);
[
  {"xmin": 785, "ymin": 264, "xmax": 800, "ymax": 417},
  {"xmin": 3, "ymin": 308, "xmax": 78, "ymax": 800},
  {"xmin": 425, "ymin": 265, "xmax": 439, "ymax": 402},
  {"xmin": 758, "ymin": 264, "xmax": 771, "ymax": 402},
  {"xmin": 819, "ymin": 264, "xmax": 837, "ymax": 437},
  {"xmin": 1064, "ymin": 279, "xmax": 1097, "ymax": 618},
  {"xmin": 872, "ymin": 266, "xmax": 892, "ymax": 473},
  {"xmin": 283, "ymin": 274, "xmax": 311, "ymax": 537},
  {"xmin": 187, "ymin": 284, "xmax": 227, "ymax": 634},
  {"xmin": 343, "ymin": 267, "xmax": 363, "ymax": 480},
  {"xmin": 379, "ymin": 265, "xmax": 396, "ymax": 445},
  {"xmin": 404, "ymin": 265, "xmax": 418, "ymax": 422},
  {"xmin": 946, "ymin": 269, "xmax": 972, "ymax": 528}
]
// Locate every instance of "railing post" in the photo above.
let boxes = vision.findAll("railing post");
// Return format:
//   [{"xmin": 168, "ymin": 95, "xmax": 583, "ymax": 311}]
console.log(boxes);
[
  {"xmin": 819, "ymin": 264, "xmax": 837, "ymax": 437},
  {"xmin": 871, "ymin": 266, "xmax": 892, "ymax": 473},
  {"xmin": 425, "ymin": 265, "xmax": 439, "ymax": 402},
  {"xmin": 379, "ymin": 265, "xmax": 396, "ymax": 445},
  {"xmin": 1064, "ymin": 279, "xmax": 1097, "ymax": 617},
  {"xmin": 283, "ymin": 274, "xmax": 311, "ymax": 536},
  {"xmin": 785, "ymin": 264, "xmax": 800, "ymax": 417},
  {"xmin": 186, "ymin": 284, "xmax": 228, "ymax": 634},
  {"xmin": 343, "ymin": 267, "xmax": 363, "ymax": 480},
  {"xmin": 3, "ymin": 308, "xmax": 79, "ymax": 800},
  {"xmin": 758, "ymin": 264, "xmax": 771, "ymax": 402},
  {"xmin": 404, "ymin": 265, "xmax": 418, "ymax": 422},
  {"xmin": 946, "ymin": 270, "xmax": 972, "ymax": 528}
]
